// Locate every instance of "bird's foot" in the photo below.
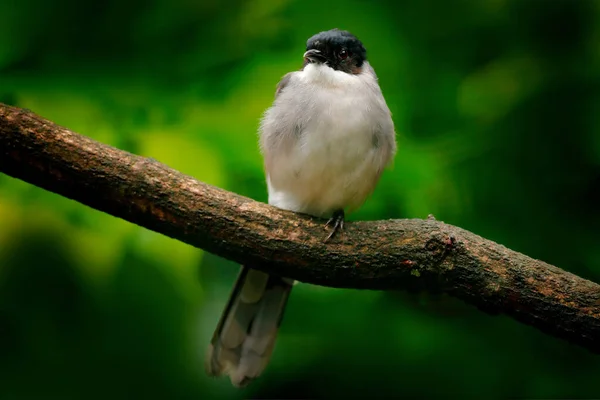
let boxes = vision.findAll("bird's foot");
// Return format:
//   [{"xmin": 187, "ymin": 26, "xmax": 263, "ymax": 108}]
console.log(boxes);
[{"xmin": 323, "ymin": 209, "xmax": 345, "ymax": 243}]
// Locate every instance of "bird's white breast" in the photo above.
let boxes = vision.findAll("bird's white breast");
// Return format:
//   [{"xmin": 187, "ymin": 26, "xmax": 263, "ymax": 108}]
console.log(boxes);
[{"xmin": 262, "ymin": 62, "xmax": 395, "ymax": 218}]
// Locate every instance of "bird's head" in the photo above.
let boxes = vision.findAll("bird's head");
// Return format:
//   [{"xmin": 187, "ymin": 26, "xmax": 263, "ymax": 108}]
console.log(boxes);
[{"xmin": 303, "ymin": 29, "xmax": 367, "ymax": 74}]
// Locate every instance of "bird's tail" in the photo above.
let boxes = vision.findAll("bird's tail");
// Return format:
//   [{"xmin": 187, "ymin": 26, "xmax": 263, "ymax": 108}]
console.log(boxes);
[{"xmin": 206, "ymin": 266, "xmax": 293, "ymax": 387}]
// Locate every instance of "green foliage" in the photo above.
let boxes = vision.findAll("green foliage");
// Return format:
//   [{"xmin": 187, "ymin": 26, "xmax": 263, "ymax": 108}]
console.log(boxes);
[{"xmin": 1, "ymin": 0, "xmax": 599, "ymax": 398}]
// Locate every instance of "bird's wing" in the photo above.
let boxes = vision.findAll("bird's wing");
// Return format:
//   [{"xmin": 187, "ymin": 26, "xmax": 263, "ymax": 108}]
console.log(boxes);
[{"xmin": 275, "ymin": 72, "xmax": 293, "ymax": 98}]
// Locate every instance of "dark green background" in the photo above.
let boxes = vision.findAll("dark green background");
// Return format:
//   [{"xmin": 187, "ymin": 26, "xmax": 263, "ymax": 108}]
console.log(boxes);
[{"xmin": 1, "ymin": 0, "xmax": 599, "ymax": 398}]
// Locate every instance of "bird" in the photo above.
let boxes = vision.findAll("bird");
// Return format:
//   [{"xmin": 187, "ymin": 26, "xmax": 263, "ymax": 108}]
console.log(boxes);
[{"xmin": 205, "ymin": 28, "xmax": 397, "ymax": 387}]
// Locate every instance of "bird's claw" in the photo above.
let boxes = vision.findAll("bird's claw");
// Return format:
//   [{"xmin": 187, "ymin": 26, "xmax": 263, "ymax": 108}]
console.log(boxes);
[{"xmin": 323, "ymin": 209, "xmax": 345, "ymax": 243}]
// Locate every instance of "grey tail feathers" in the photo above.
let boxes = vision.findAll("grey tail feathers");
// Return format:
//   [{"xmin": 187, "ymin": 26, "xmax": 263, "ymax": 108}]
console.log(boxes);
[{"xmin": 205, "ymin": 266, "xmax": 293, "ymax": 387}]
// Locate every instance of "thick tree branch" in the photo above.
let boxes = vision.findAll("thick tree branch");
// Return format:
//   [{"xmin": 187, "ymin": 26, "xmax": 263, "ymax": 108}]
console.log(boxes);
[{"xmin": 1, "ymin": 102, "xmax": 599, "ymax": 353}]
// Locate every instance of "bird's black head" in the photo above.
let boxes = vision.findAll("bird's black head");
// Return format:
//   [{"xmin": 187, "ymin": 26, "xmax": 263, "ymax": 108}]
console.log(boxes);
[{"xmin": 303, "ymin": 29, "xmax": 367, "ymax": 74}]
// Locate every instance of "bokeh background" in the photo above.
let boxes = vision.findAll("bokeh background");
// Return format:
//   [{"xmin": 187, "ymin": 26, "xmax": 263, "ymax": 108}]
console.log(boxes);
[{"xmin": 1, "ymin": 0, "xmax": 600, "ymax": 398}]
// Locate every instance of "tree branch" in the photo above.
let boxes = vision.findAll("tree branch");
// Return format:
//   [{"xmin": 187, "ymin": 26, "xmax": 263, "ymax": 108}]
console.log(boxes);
[{"xmin": 1, "ymin": 102, "xmax": 599, "ymax": 353}]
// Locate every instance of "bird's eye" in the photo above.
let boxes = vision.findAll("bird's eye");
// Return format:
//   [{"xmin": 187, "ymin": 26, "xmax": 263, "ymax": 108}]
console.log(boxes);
[{"xmin": 339, "ymin": 49, "xmax": 350, "ymax": 60}]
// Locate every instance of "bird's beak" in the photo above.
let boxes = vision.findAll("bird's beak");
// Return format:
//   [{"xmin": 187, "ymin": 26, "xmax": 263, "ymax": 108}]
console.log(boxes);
[{"xmin": 303, "ymin": 49, "xmax": 326, "ymax": 64}]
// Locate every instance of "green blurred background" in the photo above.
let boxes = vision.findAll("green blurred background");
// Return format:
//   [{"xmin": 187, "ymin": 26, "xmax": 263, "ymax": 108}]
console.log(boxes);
[{"xmin": 1, "ymin": 0, "xmax": 600, "ymax": 398}]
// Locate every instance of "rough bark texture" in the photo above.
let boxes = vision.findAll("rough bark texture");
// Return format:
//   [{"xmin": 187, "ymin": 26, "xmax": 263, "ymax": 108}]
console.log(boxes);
[{"xmin": 1, "ymin": 102, "xmax": 599, "ymax": 353}]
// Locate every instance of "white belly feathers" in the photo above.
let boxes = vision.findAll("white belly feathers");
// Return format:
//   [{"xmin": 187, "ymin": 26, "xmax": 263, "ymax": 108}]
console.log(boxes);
[{"xmin": 261, "ymin": 62, "xmax": 394, "ymax": 218}]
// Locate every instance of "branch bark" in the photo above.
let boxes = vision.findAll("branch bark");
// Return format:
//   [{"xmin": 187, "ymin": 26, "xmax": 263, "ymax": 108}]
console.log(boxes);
[{"xmin": 1, "ymin": 102, "xmax": 599, "ymax": 353}]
